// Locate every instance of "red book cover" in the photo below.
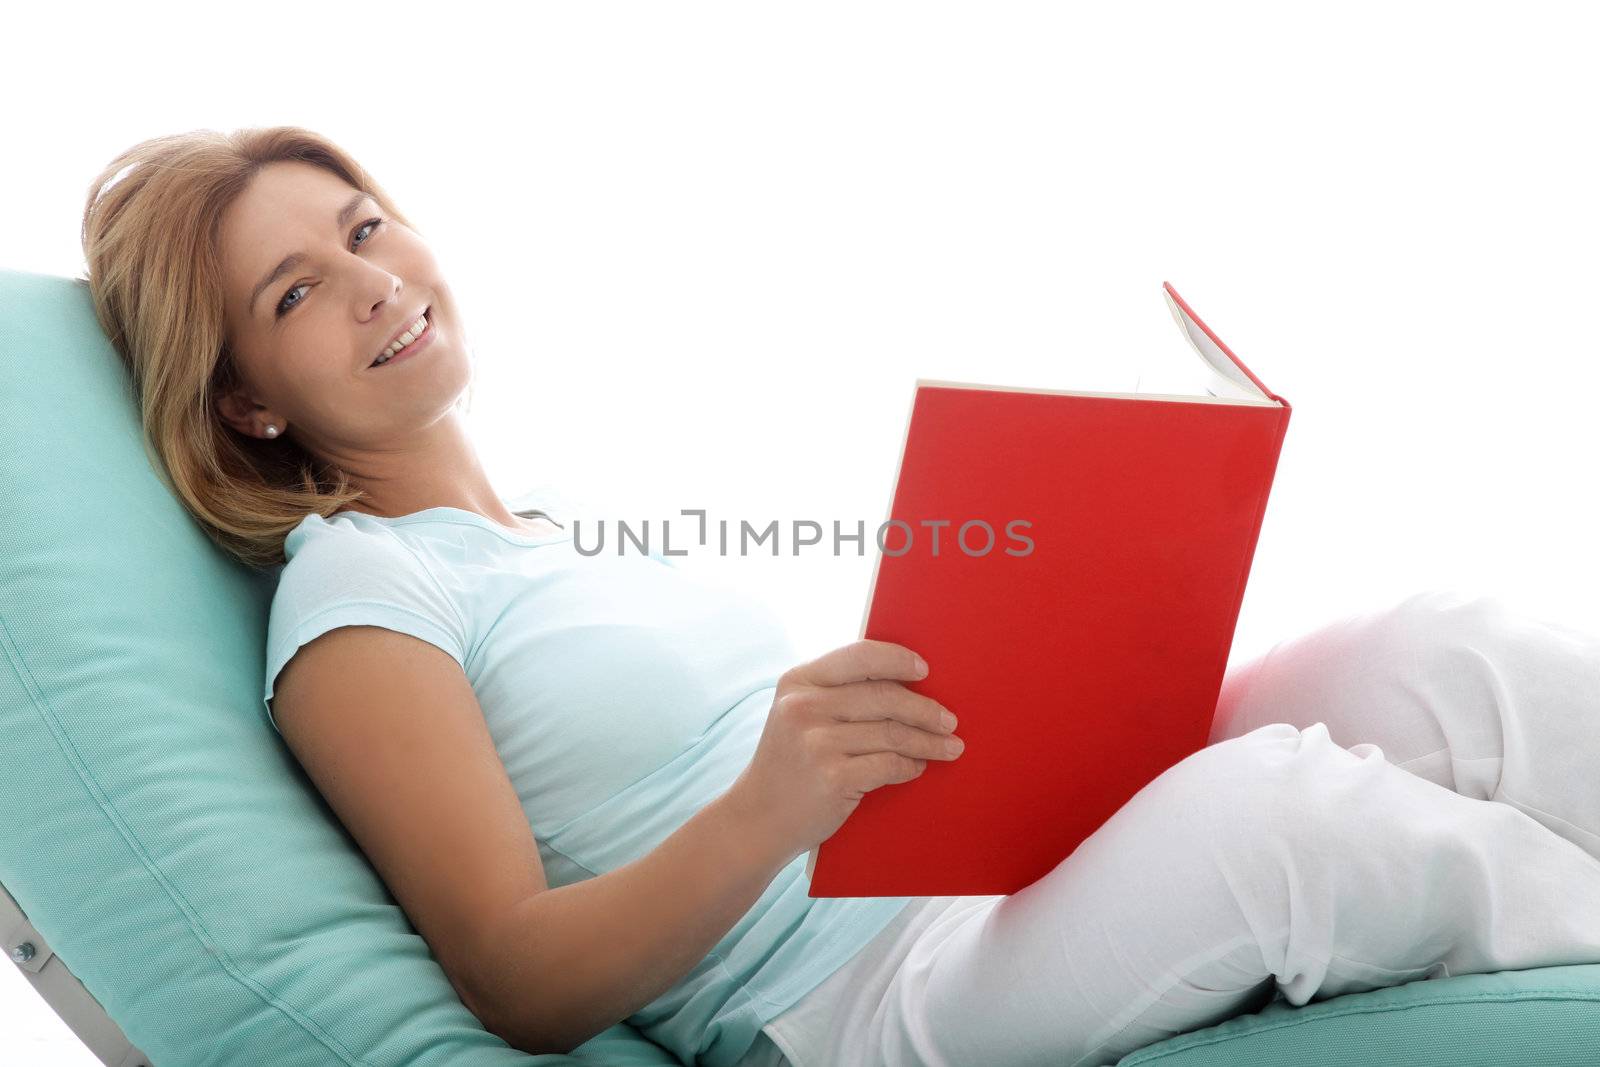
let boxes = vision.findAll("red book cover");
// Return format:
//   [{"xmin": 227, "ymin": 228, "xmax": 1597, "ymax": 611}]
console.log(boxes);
[{"xmin": 805, "ymin": 282, "xmax": 1292, "ymax": 897}]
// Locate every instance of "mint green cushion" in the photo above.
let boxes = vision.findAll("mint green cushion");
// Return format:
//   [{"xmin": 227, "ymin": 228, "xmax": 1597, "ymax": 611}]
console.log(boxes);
[
  {"xmin": 7, "ymin": 265, "xmax": 1600, "ymax": 1067},
  {"xmin": 1117, "ymin": 963, "xmax": 1600, "ymax": 1066},
  {"xmin": 0, "ymin": 269, "xmax": 677, "ymax": 1066}
]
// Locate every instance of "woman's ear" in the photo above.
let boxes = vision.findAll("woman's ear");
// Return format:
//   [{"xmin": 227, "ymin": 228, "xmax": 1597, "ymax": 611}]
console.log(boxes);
[{"xmin": 214, "ymin": 387, "xmax": 280, "ymax": 439}]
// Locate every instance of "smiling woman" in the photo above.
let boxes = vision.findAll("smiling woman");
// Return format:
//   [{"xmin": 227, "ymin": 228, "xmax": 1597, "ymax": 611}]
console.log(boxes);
[
  {"xmin": 78, "ymin": 126, "xmax": 496, "ymax": 570},
  {"xmin": 75, "ymin": 125, "xmax": 945, "ymax": 1067}
]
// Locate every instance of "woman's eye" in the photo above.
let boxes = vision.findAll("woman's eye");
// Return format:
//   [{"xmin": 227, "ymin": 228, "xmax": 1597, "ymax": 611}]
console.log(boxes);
[
  {"xmin": 275, "ymin": 284, "xmax": 308, "ymax": 315},
  {"xmin": 353, "ymin": 217, "xmax": 382, "ymax": 247},
  {"xmin": 274, "ymin": 216, "xmax": 386, "ymax": 318}
]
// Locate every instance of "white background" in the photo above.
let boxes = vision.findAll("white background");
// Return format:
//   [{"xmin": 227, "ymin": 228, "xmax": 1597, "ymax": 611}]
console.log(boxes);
[{"xmin": 5, "ymin": 1, "xmax": 1599, "ymax": 1061}]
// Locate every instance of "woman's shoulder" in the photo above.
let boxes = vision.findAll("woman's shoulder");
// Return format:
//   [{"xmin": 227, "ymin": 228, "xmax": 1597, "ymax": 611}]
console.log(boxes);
[
  {"xmin": 282, "ymin": 507, "xmax": 417, "ymax": 566},
  {"xmin": 272, "ymin": 510, "xmax": 449, "ymax": 617}
]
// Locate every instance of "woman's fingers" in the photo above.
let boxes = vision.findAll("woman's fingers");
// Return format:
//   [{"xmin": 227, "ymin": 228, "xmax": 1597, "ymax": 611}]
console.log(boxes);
[
  {"xmin": 837, "ymin": 716, "xmax": 966, "ymax": 760},
  {"xmin": 782, "ymin": 639, "xmax": 927, "ymax": 690}
]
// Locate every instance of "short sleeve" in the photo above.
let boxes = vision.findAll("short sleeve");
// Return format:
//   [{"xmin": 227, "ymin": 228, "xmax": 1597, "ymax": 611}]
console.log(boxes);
[{"xmin": 262, "ymin": 515, "xmax": 469, "ymax": 734}]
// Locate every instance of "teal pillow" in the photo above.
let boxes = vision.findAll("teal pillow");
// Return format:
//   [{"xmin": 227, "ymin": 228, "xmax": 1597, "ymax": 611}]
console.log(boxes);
[
  {"xmin": 1117, "ymin": 963, "xmax": 1600, "ymax": 1066},
  {"xmin": 0, "ymin": 268, "xmax": 679, "ymax": 1066}
]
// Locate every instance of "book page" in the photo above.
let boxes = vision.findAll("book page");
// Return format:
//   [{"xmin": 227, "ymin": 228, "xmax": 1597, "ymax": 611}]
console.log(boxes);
[
  {"xmin": 1130, "ymin": 352, "xmax": 1266, "ymax": 403},
  {"xmin": 913, "ymin": 287, "xmax": 1279, "ymax": 407},
  {"xmin": 1159, "ymin": 288, "xmax": 1268, "ymax": 400}
]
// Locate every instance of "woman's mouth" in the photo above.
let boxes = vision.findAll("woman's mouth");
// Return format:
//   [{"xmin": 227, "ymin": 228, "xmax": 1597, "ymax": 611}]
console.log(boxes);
[{"xmin": 370, "ymin": 307, "xmax": 434, "ymax": 369}]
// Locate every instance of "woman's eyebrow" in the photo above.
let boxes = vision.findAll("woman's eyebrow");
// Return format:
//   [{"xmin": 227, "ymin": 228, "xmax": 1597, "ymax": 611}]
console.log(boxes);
[{"xmin": 248, "ymin": 190, "xmax": 375, "ymax": 315}]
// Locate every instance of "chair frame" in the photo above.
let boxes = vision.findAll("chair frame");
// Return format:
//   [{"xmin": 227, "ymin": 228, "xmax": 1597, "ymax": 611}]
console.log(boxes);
[{"xmin": 3, "ymin": 878, "xmax": 150, "ymax": 1066}]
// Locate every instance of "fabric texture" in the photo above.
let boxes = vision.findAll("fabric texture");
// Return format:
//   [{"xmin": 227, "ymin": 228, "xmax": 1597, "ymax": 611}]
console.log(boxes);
[
  {"xmin": 755, "ymin": 590, "xmax": 1600, "ymax": 1067},
  {"xmin": 733, "ymin": 1028, "xmax": 792, "ymax": 1067},
  {"xmin": 758, "ymin": 894, "xmax": 1000, "ymax": 1066},
  {"xmin": 261, "ymin": 489, "xmax": 917, "ymax": 1066},
  {"xmin": 0, "ymin": 267, "xmax": 681, "ymax": 1065}
]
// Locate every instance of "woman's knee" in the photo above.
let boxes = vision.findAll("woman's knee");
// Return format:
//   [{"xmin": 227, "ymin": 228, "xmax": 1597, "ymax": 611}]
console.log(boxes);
[
  {"xmin": 1208, "ymin": 591, "xmax": 1508, "ymax": 749},
  {"xmin": 1388, "ymin": 589, "xmax": 1600, "ymax": 693},
  {"xmin": 1385, "ymin": 589, "xmax": 1599, "ymax": 717},
  {"xmin": 1383, "ymin": 588, "xmax": 1523, "ymax": 662},
  {"xmin": 1172, "ymin": 722, "xmax": 1383, "ymax": 850},
  {"xmin": 1214, "ymin": 590, "xmax": 1541, "ymax": 752}
]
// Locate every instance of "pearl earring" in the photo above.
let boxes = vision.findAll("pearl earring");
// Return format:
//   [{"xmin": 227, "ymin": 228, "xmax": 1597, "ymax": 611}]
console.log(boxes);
[{"xmin": 264, "ymin": 425, "xmax": 279, "ymax": 438}]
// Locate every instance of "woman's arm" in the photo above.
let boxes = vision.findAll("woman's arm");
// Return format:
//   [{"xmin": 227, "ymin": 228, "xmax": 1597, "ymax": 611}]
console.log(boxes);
[
  {"xmin": 483, "ymin": 637, "xmax": 959, "ymax": 1055},
  {"xmin": 479, "ymin": 789, "xmax": 792, "ymax": 1055}
]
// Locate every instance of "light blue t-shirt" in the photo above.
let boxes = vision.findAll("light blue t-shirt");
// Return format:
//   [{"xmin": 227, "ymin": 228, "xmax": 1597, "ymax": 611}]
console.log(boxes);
[{"xmin": 260, "ymin": 486, "xmax": 915, "ymax": 1066}]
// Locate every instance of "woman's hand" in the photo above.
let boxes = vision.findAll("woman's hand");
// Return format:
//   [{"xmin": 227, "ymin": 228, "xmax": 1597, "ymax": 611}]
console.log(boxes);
[{"xmin": 725, "ymin": 639, "xmax": 964, "ymax": 865}]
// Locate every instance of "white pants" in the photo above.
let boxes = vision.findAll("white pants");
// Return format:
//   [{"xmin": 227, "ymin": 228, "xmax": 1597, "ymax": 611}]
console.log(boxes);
[{"xmin": 757, "ymin": 589, "xmax": 1600, "ymax": 1067}]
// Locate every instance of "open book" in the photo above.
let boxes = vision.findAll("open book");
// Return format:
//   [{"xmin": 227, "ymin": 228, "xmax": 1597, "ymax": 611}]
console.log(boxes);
[{"xmin": 805, "ymin": 282, "xmax": 1292, "ymax": 897}]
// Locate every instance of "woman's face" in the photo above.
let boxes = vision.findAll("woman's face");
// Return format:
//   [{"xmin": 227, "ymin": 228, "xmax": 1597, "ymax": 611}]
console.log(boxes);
[{"xmin": 214, "ymin": 160, "xmax": 470, "ymax": 457}]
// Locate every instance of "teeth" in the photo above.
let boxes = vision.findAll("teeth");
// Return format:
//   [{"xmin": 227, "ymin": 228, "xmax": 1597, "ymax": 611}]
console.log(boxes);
[{"xmin": 374, "ymin": 313, "xmax": 428, "ymax": 365}]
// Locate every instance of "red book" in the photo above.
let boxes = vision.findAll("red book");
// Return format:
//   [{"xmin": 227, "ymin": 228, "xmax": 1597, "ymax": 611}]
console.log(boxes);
[{"xmin": 805, "ymin": 282, "xmax": 1292, "ymax": 897}]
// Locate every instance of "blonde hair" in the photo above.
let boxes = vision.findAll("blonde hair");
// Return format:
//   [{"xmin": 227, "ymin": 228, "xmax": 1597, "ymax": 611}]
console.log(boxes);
[{"xmin": 79, "ymin": 126, "xmax": 463, "ymax": 571}]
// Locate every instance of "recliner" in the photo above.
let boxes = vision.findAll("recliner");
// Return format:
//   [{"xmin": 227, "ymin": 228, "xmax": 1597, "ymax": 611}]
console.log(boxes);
[{"xmin": 4, "ymin": 266, "xmax": 1599, "ymax": 1066}]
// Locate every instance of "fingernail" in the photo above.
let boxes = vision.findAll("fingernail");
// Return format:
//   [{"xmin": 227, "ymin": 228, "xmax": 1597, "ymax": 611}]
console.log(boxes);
[
  {"xmin": 941, "ymin": 710, "xmax": 958, "ymax": 732},
  {"xmin": 913, "ymin": 655, "xmax": 929, "ymax": 676}
]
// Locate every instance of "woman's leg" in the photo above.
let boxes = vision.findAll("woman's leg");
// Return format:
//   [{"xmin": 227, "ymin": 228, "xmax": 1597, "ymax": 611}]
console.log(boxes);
[
  {"xmin": 1211, "ymin": 588, "xmax": 1600, "ymax": 859},
  {"xmin": 856, "ymin": 591, "xmax": 1600, "ymax": 1067}
]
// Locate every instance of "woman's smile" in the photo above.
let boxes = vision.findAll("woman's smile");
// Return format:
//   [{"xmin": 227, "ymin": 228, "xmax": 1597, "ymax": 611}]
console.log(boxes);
[{"xmin": 370, "ymin": 306, "xmax": 434, "ymax": 369}]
